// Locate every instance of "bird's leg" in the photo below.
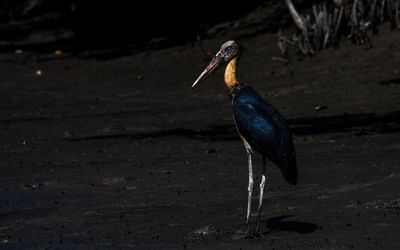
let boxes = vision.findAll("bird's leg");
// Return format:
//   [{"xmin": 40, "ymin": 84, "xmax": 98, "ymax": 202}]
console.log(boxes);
[
  {"xmin": 245, "ymin": 148, "xmax": 254, "ymax": 237},
  {"xmin": 256, "ymin": 157, "xmax": 267, "ymax": 234}
]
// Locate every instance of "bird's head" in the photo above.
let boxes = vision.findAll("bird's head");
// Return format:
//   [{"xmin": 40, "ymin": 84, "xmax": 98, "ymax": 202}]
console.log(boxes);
[{"xmin": 192, "ymin": 40, "xmax": 239, "ymax": 88}]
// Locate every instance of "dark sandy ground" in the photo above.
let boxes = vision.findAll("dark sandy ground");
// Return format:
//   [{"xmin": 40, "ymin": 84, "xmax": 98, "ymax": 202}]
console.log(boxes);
[{"xmin": 1, "ymin": 22, "xmax": 400, "ymax": 249}]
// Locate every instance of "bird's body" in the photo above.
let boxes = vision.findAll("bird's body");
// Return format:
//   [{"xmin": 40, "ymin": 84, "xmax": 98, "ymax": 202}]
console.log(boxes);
[
  {"xmin": 192, "ymin": 40, "xmax": 297, "ymax": 237},
  {"xmin": 232, "ymin": 85, "xmax": 297, "ymax": 185}
]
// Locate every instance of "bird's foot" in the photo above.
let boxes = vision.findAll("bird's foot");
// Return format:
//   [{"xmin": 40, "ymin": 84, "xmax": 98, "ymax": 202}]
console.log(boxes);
[
  {"xmin": 245, "ymin": 228, "xmax": 253, "ymax": 239},
  {"xmin": 254, "ymin": 220, "xmax": 266, "ymax": 238},
  {"xmin": 242, "ymin": 224, "xmax": 252, "ymax": 239},
  {"xmin": 232, "ymin": 228, "xmax": 266, "ymax": 240},
  {"xmin": 255, "ymin": 222, "xmax": 260, "ymax": 234},
  {"xmin": 243, "ymin": 231, "xmax": 266, "ymax": 240},
  {"xmin": 231, "ymin": 229, "xmax": 252, "ymax": 240},
  {"xmin": 243, "ymin": 226, "xmax": 266, "ymax": 240},
  {"xmin": 252, "ymin": 230, "xmax": 266, "ymax": 239}
]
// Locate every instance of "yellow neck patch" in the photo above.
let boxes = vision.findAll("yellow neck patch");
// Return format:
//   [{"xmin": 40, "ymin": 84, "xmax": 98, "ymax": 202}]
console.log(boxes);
[{"xmin": 224, "ymin": 57, "xmax": 239, "ymax": 89}]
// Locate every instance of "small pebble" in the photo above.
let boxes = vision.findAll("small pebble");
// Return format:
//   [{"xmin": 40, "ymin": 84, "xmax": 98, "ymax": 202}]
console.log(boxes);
[{"xmin": 314, "ymin": 105, "xmax": 327, "ymax": 111}]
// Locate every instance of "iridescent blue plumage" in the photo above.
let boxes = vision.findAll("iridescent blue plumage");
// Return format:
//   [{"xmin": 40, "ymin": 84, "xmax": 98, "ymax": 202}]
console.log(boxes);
[{"xmin": 232, "ymin": 86, "xmax": 297, "ymax": 185}]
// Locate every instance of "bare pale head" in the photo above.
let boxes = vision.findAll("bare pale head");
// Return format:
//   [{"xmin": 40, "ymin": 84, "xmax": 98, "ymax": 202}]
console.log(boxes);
[{"xmin": 192, "ymin": 40, "xmax": 239, "ymax": 88}]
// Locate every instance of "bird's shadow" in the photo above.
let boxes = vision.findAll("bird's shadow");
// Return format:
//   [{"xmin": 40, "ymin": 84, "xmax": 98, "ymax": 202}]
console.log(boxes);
[
  {"xmin": 262, "ymin": 215, "xmax": 318, "ymax": 234},
  {"xmin": 379, "ymin": 77, "xmax": 400, "ymax": 85}
]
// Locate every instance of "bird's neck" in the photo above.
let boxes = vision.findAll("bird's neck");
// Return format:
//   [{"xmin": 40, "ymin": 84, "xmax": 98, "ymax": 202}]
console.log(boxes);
[{"xmin": 224, "ymin": 57, "xmax": 240, "ymax": 89}]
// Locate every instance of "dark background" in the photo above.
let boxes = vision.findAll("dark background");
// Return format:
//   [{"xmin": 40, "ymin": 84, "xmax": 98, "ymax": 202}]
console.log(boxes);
[
  {"xmin": 1, "ymin": 1, "xmax": 400, "ymax": 249},
  {"xmin": 0, "ymin": 0, "xmax": 297, "ymax": 53}
]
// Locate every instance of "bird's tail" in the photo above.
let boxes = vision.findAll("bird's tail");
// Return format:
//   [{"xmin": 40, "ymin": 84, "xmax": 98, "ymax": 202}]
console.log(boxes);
[
  {"xmin": 279, "ymin": 153, "xmax": 298, "ymax": 185},
  {"xmin": 283, "ymin": 160, "xmax": 297, "ymax": 185}
]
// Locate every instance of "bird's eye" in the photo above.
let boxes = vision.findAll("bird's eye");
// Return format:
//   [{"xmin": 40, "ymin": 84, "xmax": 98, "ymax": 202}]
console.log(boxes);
[{"xmin": 226, "ymin": 46, "xmax": 232, "ymax": 51}]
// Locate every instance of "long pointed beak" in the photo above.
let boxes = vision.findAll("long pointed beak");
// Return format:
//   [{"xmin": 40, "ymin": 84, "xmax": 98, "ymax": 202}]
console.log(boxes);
[{"xmin": 192, "ymin": 53, "xmax": 224, "ymax": 89}]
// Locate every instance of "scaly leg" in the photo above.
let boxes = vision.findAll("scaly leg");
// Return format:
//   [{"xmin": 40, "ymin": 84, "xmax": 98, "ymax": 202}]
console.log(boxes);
[
  {"xmin": 256, "ymin": 157, "xmax": 267, "ymax": 233},
  {"xmin": 246, "ymin": 149, "xmax": 254, "ymax": 236}
]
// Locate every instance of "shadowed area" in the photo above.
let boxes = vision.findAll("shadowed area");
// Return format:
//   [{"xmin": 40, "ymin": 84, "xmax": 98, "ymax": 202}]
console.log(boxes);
[
  {"xmin": 380, "ymin": 77, "xmax": 400, "ymax": 85},
  {"xmin": 265, "ymin": 215, "xmax": 318, "ymax": 234},
  {"xmin": 290, "ymin": 111, "xmax": 400, "ymax": 136},
  {"xmin": 64, "ymin": 126, "xmax": 239, "ymax": 142},
  {"xmin": 62, "ymin": 111, "xmax": 400, "ymax": 142},
  {"xmin": 0, "ymin": 1, "xmax": 267, "ymax": 56}
]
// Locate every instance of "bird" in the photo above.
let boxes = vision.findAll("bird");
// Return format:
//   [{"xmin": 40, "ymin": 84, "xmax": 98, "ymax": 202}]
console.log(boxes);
[{"xmin": 192, "ymin": 40, "xmax": 297, "ymax": 237}]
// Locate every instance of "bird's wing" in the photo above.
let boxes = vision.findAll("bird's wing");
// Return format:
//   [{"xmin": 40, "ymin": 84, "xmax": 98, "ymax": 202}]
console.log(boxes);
[
  {"xmin": 232, "ymin": 87, "xmax": 297, "ymax": 184},
  {"xmin": 233, "ymin": 92, "xmax": 281, "ymax": 164}
]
